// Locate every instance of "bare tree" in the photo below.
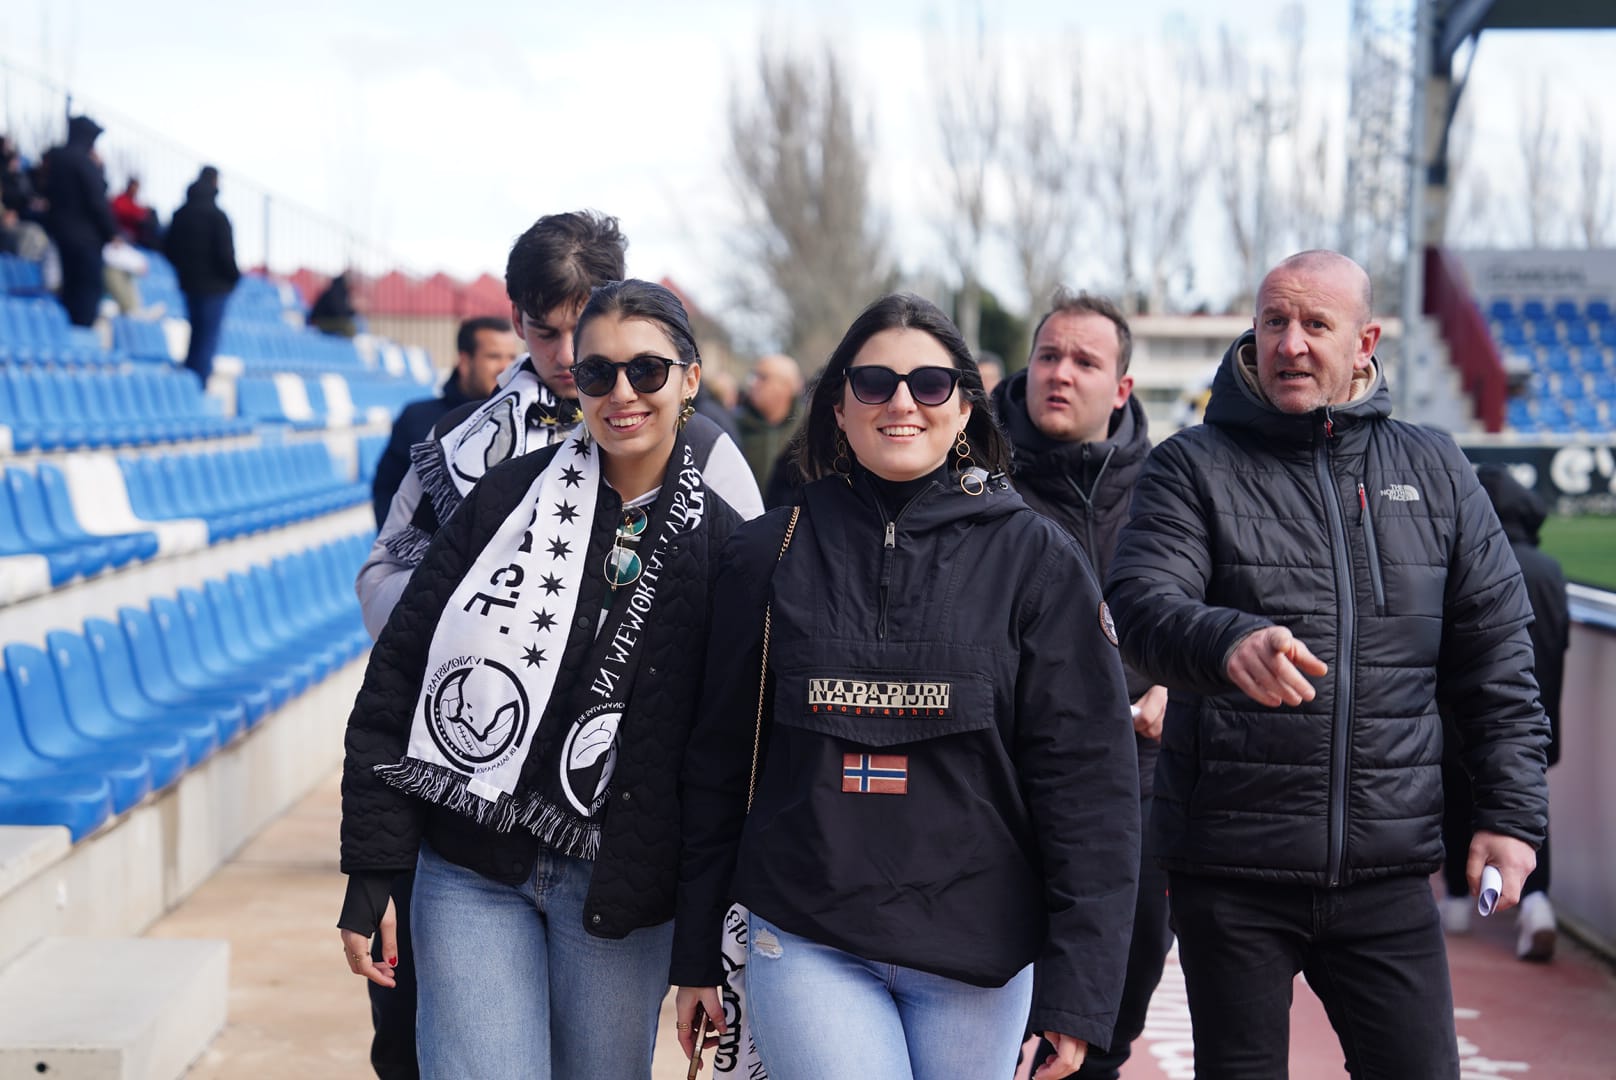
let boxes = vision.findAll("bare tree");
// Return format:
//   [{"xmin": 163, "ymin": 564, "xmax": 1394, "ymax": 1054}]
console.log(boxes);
[
  {"xmin": 928, "ymin": 5, "xmax": 1002, "ymax": 354},
  {"xmin": 1575, "ymin": 103, "xmax": 1613, "ymax": 248},
  {"xmin": 725, "ymin": 43, "xmax": 890, "ymax": 367},
  {"xmin": 1000, "ymin": 47, "xmax": 1083, "ymax": 321},
  {"xmin": 1518, "ymin": 77, "xmax": 1562, "ymax": 247}
]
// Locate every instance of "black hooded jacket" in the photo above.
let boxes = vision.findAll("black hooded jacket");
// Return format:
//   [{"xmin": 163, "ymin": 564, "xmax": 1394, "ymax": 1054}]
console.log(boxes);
[
  {"xmin": 674, "ymin": 471, "xmax": 1140, "ymax": 1046},
  {"xmin": 1476, "ymin": 464, "xmax": 1569, "ymax": 764},
  {"xmin": 164, "ymin": 179, "xmax": 240, "ymax": 296},
  {"xmin": 42, "ymin": 116, "xmax": 117, "ymax": 253},
  {"xmin": 1107, "ymin": 330, "xmax": 1549, "ymax": 886},
  {"xmin": 993, "ymin": 371, "xmax": 1159, "ymax": 791}
]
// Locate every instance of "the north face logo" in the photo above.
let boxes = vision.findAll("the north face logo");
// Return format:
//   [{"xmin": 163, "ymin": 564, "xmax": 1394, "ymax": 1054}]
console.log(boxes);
[{"xmin": 1379, "ymin": 484, "xmax": 1420, "ymax": 502}]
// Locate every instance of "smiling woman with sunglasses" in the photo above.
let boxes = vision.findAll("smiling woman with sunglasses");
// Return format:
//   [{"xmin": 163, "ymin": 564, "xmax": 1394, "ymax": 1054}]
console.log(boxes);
[
  {"xmin": 339, "ymin": 279, "xmax": 745, "ymax": 1079},
  {"xmin": 672, "ymin": 293, "xmax": 1142, "ymax": 1080}
]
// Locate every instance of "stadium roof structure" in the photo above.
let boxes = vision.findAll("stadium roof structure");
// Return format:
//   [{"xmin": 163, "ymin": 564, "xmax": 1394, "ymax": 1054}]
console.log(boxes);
[{"xmin": 1435, "ymin": 0, "xmax": 1616, "ymax": 67}]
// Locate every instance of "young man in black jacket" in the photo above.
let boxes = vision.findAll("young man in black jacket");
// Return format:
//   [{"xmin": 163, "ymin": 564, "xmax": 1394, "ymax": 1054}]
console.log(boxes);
[
  {"xmin": 163, "ymin": 165, "xmax": 240, "ymax": 381},
  {"xmin": 1107, "ymin": 250, "xmax": 1549, "ymax": 1079},
  {"xmin": 992, "ymin": 289, "xmax": 1168, "ymax": 1080}
]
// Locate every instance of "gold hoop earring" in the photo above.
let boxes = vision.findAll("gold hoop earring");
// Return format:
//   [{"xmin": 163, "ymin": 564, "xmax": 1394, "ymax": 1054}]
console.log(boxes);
[
  {"xmin": 676, "ymin": 397, "xmax": 696, "ymax": 431},
  {"xmin": 955, "ymin": 431, "xmax": 985, "ymax": 496},
  {"xmin": 833, "ymin": 432, "xmax": 853, "ymax": 483}
]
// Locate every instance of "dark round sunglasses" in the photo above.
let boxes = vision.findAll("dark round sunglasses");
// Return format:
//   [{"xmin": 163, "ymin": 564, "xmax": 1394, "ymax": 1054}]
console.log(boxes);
[
  {"xmin": 571, "ymin": 355, "xmax": 691, "ymax": 398},
  {"xmin": 845, "ymin": 365, "xmax": 963, "ymax": 407}
]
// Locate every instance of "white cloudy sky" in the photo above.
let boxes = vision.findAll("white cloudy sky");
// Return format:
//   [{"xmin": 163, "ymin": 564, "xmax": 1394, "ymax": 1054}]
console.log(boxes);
[{"xmin": 2, "ymin": 0, "xmax": 1612, "ymax": 329}]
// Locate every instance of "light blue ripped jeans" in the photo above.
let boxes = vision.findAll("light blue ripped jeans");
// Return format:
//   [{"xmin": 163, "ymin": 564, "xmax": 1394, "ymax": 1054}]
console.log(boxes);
[{"xmin": 743, "ymin": 911, "xmax": 1034, "ymax": 1080}]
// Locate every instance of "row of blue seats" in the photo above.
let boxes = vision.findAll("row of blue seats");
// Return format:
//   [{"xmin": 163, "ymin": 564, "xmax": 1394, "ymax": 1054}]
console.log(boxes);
[
  {"xmin": 0, "ymin": 464, "xmax": 159, "ymax": 585},
  {"xmin": 1509, "ymin": 396, "xmax": 1609, "ymax": 435},
  {"xmin": 219, "ymin": 322, "xmax": 365, "ymax": 374},
  {"xmin": 227, "ymin": 275, "xmax": 302, "ymax": 326},
  {"xmin": 110, "ymin": 316, "xmax": 178, "ymax": 364},
  {"xmin": 0, "ymin": 254, "xmax": 47, "ymax": 296},
  {"xmin": 0, "ymin": 536, "xmax": 371, "ymax": 840},
  {"xmin": 0, "ymin": 367, "xmax": 249, "ymax": 451},
  {"xmin": 236, "ymin": 373, "xmax": 423, "ymax": 428},
  {"xmin": 357, "ymin": 434, "xmax": 387, "ymax": 485},
  {"xmin": 121, "ymin": 440, "xmax": 367, "ymax": 542},
  {"xmin": 0, "ymin": 297, "xmax": 110, "ymax": 366},
  {"xmin": 1493, "ymin": 318, "xmax": 1616, "ymax": 351},
  {"xmin": 1488, "ymin": 298, "xmax": 1613, "ymax": 324},
  {"xmin": 1520, "ymin": 345, "xmax": 1611, "ymax": 378},
  {"xmin": 1544, "ymin": 372, "xmax": 1616, "ymax": 403}
]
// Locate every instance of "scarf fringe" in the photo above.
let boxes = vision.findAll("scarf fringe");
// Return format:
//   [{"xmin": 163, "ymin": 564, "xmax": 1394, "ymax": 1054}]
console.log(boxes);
[
  {"xmin": 375, "ymin": 759, "xmax": 601, "ymax": 858},
  {"xmin": 410, "ymin": 439, "xmax": 464, "ymax": 532},
  {"xmin": 382, "ymin": 522, "xmax": 434, "ymax": 566}
]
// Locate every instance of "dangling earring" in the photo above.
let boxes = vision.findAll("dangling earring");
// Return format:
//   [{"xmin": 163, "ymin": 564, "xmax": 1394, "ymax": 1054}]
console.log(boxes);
[
  {"xmin": 833, "ymin": 432, "xmax": 853, "ymax": 484},
  {"xmin": 955, "ymin": 430, "xmax": 985, "ymax": 496},
  {"xmin": 676, "ymin": 397, "xmax": 696, "ymax": 432}
]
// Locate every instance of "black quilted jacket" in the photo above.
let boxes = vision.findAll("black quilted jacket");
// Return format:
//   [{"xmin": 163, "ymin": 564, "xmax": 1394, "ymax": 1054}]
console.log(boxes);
[
  {"xmin": 340, "ymin": 440, "xmax": 741, "ymax": 937},
  {"xmin": 1106, "ymin": 331, "xmax": 1549, "ymax": 886}
]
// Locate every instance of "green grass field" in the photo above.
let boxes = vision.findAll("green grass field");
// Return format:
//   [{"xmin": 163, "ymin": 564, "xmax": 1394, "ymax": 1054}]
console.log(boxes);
[{"xmin": 1541, "ymin": 516, "xmax": 1616, "ymax": 591}]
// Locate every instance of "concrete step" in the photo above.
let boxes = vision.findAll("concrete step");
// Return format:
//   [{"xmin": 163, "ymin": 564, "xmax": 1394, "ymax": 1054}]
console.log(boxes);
[{"xmin": 0, "ymin": 937, "xmax": 228, "ymax": 1080}]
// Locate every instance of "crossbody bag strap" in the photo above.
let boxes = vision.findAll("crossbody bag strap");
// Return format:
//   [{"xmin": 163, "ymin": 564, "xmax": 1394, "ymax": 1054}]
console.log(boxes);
[{"xmin": 747, "ymin": 505, "xmax": 800, "ymax": 812}]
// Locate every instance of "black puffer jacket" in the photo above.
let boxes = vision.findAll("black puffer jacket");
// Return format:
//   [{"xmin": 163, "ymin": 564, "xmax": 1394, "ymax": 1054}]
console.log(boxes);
[
  {"xmin": 42, "ymin": 116, "xmax": 117, "ymax": 253},
  {"xmin": 993, "ymin": 372, "xmax": 1158, "ymax": 792},
  {"xmin": 674, "ymin": 471, "xmax": 1139, "ymax": 1046},
  {"xmin": 341, "ymin": 439, "xmax": 741, "ymax": 936},
  {"xmin": 1107, "ymin": 331, "xmax": 1549, "ymax": 886},
  {"xmin": 163, "ymin": 179, "xmax": 240, "ymax": 296}
]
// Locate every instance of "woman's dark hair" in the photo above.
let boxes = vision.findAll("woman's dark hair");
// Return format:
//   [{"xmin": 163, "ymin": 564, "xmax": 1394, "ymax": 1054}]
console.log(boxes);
[
  {"xmin": 793, "ymin": 293, "xmax": 1011, "ymax": 481},
  {"xmin": 573, "ymin": 279, "xmax": 700, "ymax": 366},
  {"xmin": 505, "ymin": 210, "xmax": 627, "ymax": 321}
]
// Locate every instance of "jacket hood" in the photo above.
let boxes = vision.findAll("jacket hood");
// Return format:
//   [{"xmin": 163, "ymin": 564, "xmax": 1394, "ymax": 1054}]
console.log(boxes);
[
  {"xmin": 993, "ymin": 367, "xmax": 1151, "ymax": 510},
  {"xmin": 1476, "ymin": 463, "xmax": 1546, "ymax": 544},
  {"xmin": 184, "ymin": 178, "xmax": 218, "ymax": 204},
  {"xmin": 1204, "ymin": 329, "xmax": 1390, "ymax": 441},
  {"xmin": 66, "ymin": 115, "xmax": 103, "ymax": 148}
]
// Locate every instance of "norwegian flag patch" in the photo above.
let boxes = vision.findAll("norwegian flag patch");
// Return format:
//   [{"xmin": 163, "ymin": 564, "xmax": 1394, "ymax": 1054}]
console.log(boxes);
[{"xmin": 841, "ymin": 753, "xmax": 909, "ymax": 795}]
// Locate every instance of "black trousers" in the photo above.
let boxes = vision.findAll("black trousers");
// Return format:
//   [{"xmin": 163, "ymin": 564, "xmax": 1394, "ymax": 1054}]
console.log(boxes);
[
  {"xmin": 368, "ymin": 870, "xmax": 420, "ymax": 1080},
  {"xmin": 1074, "ymin": 794, "xmax": 1172, "ymax": 1079},
  {"xmin": 1169, "ymin": 873, "xmax": 1460, "ymax": 1080},
  {"xmin": 1441, "ymin": 740, "xmax": 1549, "ymax": 898},
  {"xmin": 57, "ymin": 242, "xmax": 103, "ymax": 327}
]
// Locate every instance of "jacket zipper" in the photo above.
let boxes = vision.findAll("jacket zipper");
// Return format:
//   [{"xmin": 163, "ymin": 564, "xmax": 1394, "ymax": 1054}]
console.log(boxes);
[
  {"xmin": 876, "ymin": 484, "xmax": 934, "ymax": 639},
  {"xmin": 1315, "ymin": 408, "xmax": 1354, "ymax": 887},
  {"xmin": 1357, "ymin": 483, "xmax": 1387, "ymax": 616}
]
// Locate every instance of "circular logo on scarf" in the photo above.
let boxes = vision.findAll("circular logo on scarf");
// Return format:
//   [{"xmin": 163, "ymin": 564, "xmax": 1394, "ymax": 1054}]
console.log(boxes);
[
  {"xmin": 1099, "ymin": 601, "xmax": 1119, "ymax": 647},
  {"xmin": 449, "ymin": 394, "xmax": 521, "ymax": 484},
  {"xmin": 425, "ymin": 659, "xmax": 530, "ymax": 769},
  {"xmin": 560, "ymin": 702, "xmax": 622, "ymax": 816}
]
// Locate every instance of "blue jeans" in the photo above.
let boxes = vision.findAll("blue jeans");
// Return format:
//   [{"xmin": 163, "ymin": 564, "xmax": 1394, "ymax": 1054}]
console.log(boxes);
[
  {"xmin": 1169, "ymin": 872, "xmax": 1460, "ymax": 1080},
  {"xmin": 744, "ymin": 912, "xmax": 1033, "ymax": 1080},
  {"xmin": 183, "ymin": 290, "xmax": 228, "ymax": 382},
  {"xmin": 411, "ymin": 841, "xmax": 672, "ymax": 1080}
]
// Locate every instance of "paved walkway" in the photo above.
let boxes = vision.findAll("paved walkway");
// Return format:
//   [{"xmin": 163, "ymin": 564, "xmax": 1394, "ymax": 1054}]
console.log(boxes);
[{"xmin": 150, "ymin": 769, "xmax": 1616, "ymax": 1078}]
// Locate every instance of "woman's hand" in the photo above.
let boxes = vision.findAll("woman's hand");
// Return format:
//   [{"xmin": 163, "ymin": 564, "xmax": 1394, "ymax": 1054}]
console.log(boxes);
[
  {"xmin": 339, "ymin": 896, "xmax": 398, "ymax": 988},
  {"xmin": 1034, "ymin": 1032, "xmax": 1088, "ymax": 1079},
  {"xmin": 674, "ymin": 985, "xmax": 727, "ymax": 1065}
]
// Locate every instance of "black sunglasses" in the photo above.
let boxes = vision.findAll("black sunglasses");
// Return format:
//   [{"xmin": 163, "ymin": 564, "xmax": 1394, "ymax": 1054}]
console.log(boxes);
[
  {"xmin": 571, "ymin": 355, "xmax": 691, "ymax": 398},
  {"xmin": 844, "ymin": 365, "xmax": 962, "ymax": 407}
]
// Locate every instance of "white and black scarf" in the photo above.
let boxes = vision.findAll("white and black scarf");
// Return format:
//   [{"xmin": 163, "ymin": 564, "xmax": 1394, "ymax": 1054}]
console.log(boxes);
[
  {"xmin": 375, "ymin": 434, "xmax": 708, "ymax": 858},
  {"xmin": 385, "ymin": 356, "xmax": 582, "ymax": 565}
]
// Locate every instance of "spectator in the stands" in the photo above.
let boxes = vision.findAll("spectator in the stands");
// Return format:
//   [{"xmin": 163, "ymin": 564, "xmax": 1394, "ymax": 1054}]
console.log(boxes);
[
  {"xmin": 370, "ymin": 315, "xmax": 521, "ymax": 528},
  {"xmin": 42, "ymin": 115, "xmax": 118, "ymax": 326},
  {"xmin": 164, "ymin": 165, "xmax": 241, "ymax": 383},
  {"xmin": 1, "ymin": 136, "xmax": 50, "ymax": 262},
  {"xmin": 111, "ymin": 176, "xmax": 160, "ymax": 247},
  {"xmin": 309, "ymin": 271, "xmax": 360, "ymax": 337}
]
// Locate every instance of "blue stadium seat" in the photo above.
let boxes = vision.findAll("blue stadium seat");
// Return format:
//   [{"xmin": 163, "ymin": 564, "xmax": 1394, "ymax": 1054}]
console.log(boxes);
[
  {"xmin": 1521, "ymin": 299, "xmax": 1549, "ymax": 321},
  {"xmin": 148, "ymin": 597, "xmax": 269, "ymax": 728},
  {"xmin": 5, "ymin": 642, "xmax": 188, "ymax": 791},
  {"xmin": 1571, "ymin": 400, "xmax": 1605, "ymax": 431},
  {"xmin": 1528, "ymin": 319, "xmax": 1560, "ymax": 347},
  {"xmin": 0, "ymin": 658, "xmax": 152, "ymax": 812},
  {"xmin": 46, "ymin": 628, "xmax": 227, "ymax": 760},
  {"xmin": 1552, "ymin": 299, "xmax": 1580, "ymax": 322},
  {"xmin": 0, "ymin": 679, "xmax": 114, "ymax": 840},
  {"xmin": 1543, "ymin": 349, "xmax": 1573, "ymax": 376},
  {"xmin": 1495, "ymin": 321, "xmax": 1528, "ymax": 349},
  {"xmin": 176, "ymin": 586, "xmax": 296, "ymax": 708},
  {"xmin": 1487, "ymin": 298, "xmax": 1515, "ymax": 321},
  {"xmin": 1577, "ymin": 348, "xmax": 1607, "ymax": 376},
  {"xmin": 3, "ymin": 468, "xmax": 118, "ymax": 576},
  {"xmin": 117, "ymin": 607, "xmax": 261, "ymax": 732},
  {"xmin": 1559, "ymin": 375, "xmax": 1586, "ymax": 401},
  {"xmin": 36, "ymin": 464, "xmax": 159, "ymax": 563},
  {"xmin": 1565, "ymin": 321, "xmax": 1594, "ymax": 348},
  {"xmin": 82, "ymin": 615, "xmax": 250, "ymax": 745},
  {"xmin": 1588, "ymin": 299, "xmax": 1612, "ymax": 323}
]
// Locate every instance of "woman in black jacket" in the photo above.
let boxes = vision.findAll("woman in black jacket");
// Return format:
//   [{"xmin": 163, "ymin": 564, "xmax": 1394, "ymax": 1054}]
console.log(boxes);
[
  {"xmin": 338, "ymin": 279, "xmax": 741, "ymax": 1079},
  {"xmin": 672, "ymin": 294, "xmax": 1140, "ymax": 1080}
]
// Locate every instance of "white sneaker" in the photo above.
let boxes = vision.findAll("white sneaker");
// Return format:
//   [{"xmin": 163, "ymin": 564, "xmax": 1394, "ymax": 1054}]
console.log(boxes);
[
  {"xmin": 1439, "ymin": 896, "xmax": 1472, "ymax": 935},
  {"xmin": 1516, "ymin": 892, "xmax": 1556, "ymax": 961}
]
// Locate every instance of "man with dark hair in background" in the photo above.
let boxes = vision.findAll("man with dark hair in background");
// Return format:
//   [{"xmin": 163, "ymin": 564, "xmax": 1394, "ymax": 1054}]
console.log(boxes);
[
  {"xmin": 42, "ymin": 115, "xmax": 118, "ymax": 326},
  {"xmin": 369, "ymin": 315, "xmax": 520, "ymax": 527},
  {"xmin": 163, "ymin": 165, "xmax": 240, "ymax": 382},
  {"xmin": 993, "ymin": 289, "xmax": 1168, "ymax": 1080},
  {"xmin": 1107, "ymin": 250, "xmax": 1548, "ymax": 1078}
]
